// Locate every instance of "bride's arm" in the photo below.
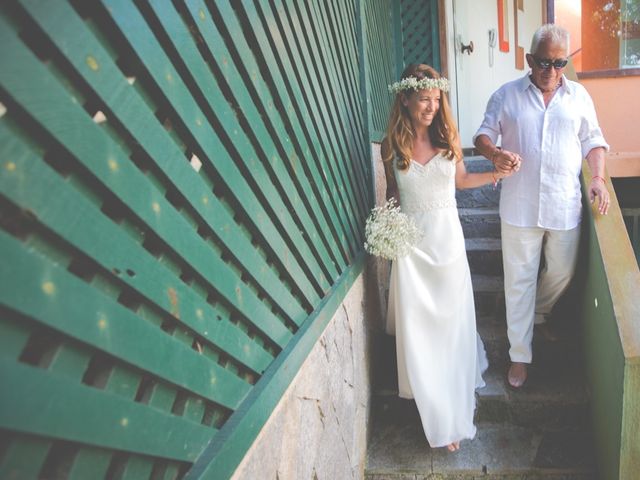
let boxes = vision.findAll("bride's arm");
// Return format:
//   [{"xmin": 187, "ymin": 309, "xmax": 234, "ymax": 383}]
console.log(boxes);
[{"xmin": 454, "ymin": 157, "xmax": 514, "ymax": 190}]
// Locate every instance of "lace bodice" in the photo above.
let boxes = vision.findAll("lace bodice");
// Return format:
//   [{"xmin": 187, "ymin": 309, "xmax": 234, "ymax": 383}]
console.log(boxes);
[{"xmin": 394, "ymin": 154, "xmax": 457, "ymax": 214}]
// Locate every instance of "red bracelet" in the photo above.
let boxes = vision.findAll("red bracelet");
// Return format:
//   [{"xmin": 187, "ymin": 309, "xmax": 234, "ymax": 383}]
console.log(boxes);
[{"xmin": 592, "ymin": 175, "xmax": 606, "ymax": 184}]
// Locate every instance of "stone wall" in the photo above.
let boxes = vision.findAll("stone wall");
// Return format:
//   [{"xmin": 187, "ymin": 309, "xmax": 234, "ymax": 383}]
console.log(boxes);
[{"xmin": 231, "ymin": 273, "xmax": 372, "ymax": 480}]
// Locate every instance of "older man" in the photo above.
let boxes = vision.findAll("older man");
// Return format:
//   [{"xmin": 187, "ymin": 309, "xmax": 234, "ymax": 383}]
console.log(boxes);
[{"xmin": 474, "ymin": 24, "xmax": 609, "ymax": 388}]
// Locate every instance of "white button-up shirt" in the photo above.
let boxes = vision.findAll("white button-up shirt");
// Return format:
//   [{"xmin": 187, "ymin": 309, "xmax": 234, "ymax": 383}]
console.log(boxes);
[{"xmin": 474, "ymin": 73, "xmax": 609, "ymax": 230}]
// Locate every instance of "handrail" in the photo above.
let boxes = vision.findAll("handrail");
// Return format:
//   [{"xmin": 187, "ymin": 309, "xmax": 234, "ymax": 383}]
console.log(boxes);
[{"xmin": 580, "ymin": 163, "xmax": 640, "ymax": 479}]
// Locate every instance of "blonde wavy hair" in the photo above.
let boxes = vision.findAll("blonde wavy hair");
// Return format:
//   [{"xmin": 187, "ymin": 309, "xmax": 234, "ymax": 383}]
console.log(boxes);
[{"xmin": 381, "ymin": 64, "xmax": 461, "ymax": 171}]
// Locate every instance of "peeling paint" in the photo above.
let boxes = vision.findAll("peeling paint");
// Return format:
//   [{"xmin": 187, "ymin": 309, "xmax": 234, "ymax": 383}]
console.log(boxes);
[
  {"xmin": 167, "ymin": 287, "xmax": 179, "ymax": 319},
  {"xmin": 41, "ymin": 281, "xmax": 55, "ymax": 296},
  {"xmin": 86, "ymin": 55, "xmax": 99, "ymax": 71}
]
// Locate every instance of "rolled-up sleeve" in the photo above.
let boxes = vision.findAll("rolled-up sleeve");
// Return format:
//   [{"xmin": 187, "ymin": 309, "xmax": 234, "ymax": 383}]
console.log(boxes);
[
  {"xmin": 473, "ymin": 88, "xmax": 503, "ymax": 145},
  {"xmin": 578, "ymin": 87, "xmax": 609, "ymax": 158}
]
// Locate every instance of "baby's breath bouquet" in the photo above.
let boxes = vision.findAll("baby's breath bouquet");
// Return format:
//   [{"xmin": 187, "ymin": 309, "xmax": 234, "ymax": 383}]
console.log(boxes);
[{"xmin": 364, "ymin": 198, "xmax": 421, "ymax": 260}]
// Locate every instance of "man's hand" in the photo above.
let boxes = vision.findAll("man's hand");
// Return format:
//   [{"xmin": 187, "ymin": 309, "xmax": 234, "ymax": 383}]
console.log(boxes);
[
  {"xmin": 589, "ymin": 177, "xmax": 610, "ymax": 215},
  {"xmin": 493, "ymin": 149, "xmax": 522, "ymax": 175}
]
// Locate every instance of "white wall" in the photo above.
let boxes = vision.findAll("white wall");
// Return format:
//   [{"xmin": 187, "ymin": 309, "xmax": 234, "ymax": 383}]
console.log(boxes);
[{"xmin": 446, "ymin": 0, "xmax": 543, "ymax": 148}]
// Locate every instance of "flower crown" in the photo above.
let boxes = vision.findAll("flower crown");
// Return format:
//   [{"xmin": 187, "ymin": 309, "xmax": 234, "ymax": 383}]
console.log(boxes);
[{"xmin": 388, "ymin": 76, "xmax": 450, "ymax": 94}]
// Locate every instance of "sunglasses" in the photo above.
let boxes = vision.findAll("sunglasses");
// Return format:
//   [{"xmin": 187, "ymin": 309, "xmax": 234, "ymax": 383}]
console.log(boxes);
[{"xmin": 531, "ymin": 56, "xmax": 568, "ymax": 70}]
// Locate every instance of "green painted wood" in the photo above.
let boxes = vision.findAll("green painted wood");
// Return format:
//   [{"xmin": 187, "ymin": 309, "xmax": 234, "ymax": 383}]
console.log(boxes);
[
  {"xmin": 146, "ymin": 1, "xmax": 345, "ymax": 279},
  {"xmin": 283, "ymin": 0, "xmax": 368, "ymax": 222},
  {"xmin": 0, "ymin": 1, "xmax": 375, "ymax": 476},
  {"xmin": 260, "ymin": 0, "xmax": 366, "ymax": 235},
  {"xmin": 0, "ymin": 359, "xmax": 213, "ymax": 462},
  {"xmin": 0, "ymin": 316, "xmax": 31, "ymax": 360},
  {"xmin": 0, "ymin": 123, "xmax": 273, "ymax": 374},
  {"xmin": 399, "ymin": 0, "xmax": 440, "ymax": 70},
  {"xmin": 309, "ymin": 0, "xmax": 368, "ymax": 175},
  {"xmin": 0, "ymin": 16, "xmax": 293, "ymax": 350},
  {"xmin": 307, "ymin": 0, "xmax": 370, "ymax": 227},
  {"xmin": 219, "ymin": 0, "xmax": 362, "ymax": 260},
  {"xmin": 67, "ymin": 447, "xmax": 114, "ymax": 480},
  {"xmin": 364, "ymin": 0, "xmax": 396, "ymax": 139},
  {"xmin": 100, "ymin": 0, "xmax": 330, "ymax": 296},
  {"xmin": 182, "ymin": 0, "xmax": 354, "ymax": 269},
  {"xmin": 0, "ymin": 436, "xmax": 51, "ymax": 480},
  {"xmin": 0, "ymin": 231, "xmax": 250, "ymax": 410},
  {"xmin": 120, "ymin": 455, "xmax": 155, "ymax": 480},
  {"xmin": 19, "ymin": 0, "xmax": 309, "ymax": 326},
  {"xmin": 185, "ymin": 253, "xmax": 365, "ymax": 480},
  {"xmin": 315, "ymin": 0, "xmax": 369, "ymax": 179}
]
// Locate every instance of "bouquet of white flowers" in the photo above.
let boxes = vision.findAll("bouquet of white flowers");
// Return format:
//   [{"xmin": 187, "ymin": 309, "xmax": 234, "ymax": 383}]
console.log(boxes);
[{"xmin": 364, "ymin": 198, "xmax": 421, "ymax": 260}]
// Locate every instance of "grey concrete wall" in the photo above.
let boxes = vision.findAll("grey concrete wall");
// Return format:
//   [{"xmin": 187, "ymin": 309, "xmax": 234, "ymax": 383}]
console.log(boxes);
[
  {"xmin": 367, "ymin": 143, "xmax": 392, "ymax": 334},
  {"xmin": 231, "ymin": 274, "xmax": 372, "ymax": 480}
]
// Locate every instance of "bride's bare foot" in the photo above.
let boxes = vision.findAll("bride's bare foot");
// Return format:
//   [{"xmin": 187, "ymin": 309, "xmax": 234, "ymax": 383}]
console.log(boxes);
[
  {"xmin": 508, "ymin": 362, "xmax": 528, "ymax": 388},
  {"xmin": 446, "ymin": 441, "xmax": 460, "ymax": 452}
]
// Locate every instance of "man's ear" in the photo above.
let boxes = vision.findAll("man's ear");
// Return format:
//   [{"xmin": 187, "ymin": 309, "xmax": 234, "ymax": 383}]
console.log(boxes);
[{"xmin": 525, "ymin": 53, "xmax": 534, "ymax": 69}]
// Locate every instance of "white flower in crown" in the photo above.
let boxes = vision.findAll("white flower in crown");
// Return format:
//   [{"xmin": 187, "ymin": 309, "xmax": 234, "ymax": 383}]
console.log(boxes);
[{"xmin": 388, "ymin": 76, "xmax": 450, "ymax": 94}]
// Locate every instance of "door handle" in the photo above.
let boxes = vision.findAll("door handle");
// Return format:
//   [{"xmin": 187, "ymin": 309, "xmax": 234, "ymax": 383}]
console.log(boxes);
[{"xmin": 461, "ymin": 41, "xmax": 474, "ymax": 55}]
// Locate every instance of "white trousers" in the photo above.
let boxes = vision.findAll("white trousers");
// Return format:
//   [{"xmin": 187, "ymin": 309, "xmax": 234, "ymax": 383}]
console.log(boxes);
[{"xmin": 501, "ymin": 222, "xmax": 581, "ymax": 363}]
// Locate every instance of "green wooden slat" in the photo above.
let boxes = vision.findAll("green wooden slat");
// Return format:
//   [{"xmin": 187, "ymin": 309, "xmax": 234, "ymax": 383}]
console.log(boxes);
[
  {"xmin": 0, "ymin": 231, "xmax": 250, "ymax": 410},
  {"xmin": 147, "ymin": 381, "xmax": 178, "ymax": 412},
  {"xmin": 121, "ymin": 456, "xmax": 155, "ymax": 480},
  {"xmin": 365, "ymin": 0, "xmax": 396, "ymax": 139},
  {"xmin": 0, "ymin": 436, "xmax": 50, "ymax": 479},
  {"xmin": 313, "ymin": 0, "xmax": 368, "ymax": 177},
  {"xmin": 219, "ymin": 0, "xmax": 361, "ymax": 261},
  {"xmin": 185, "ymin": 252, "xmax": 365, "ymax": 480},
  {"xmin": 17, "ymin": 0, "xmax": 312, "ymax": 321},
  {"xmin": 100, "ymin": 0, "xmax": 330, "ymax": 296},
  {"xmin": 252, "ymin": 0, "xmax": 364, "ymax": 250},
  {"xmin": 0, "ymin": 122, "xmax": 274, "ymax": 374},
  {"xmin": 147, "ymin": 2, "xmax": 344, "ymax": 280},
  {"xmin": 172, "ymin": 0, "xmax": 351, "ymax": 271},
  {"xmin": 0, "ymin": 316, "xmax": 31, "ymax": 360},
  {"xmin": 0, "ymin": 359, "xmax": 212, "ymax": 462},
  {"xmin": 296, "ymin": 0, "xmax": 369, "ymax": 220},
  {"xmin": 67, "ymin": 447, "xmax": 114, "ymax": 480},
  {"xmin": 311, "ymin": 0, "xmax": 371, "ymax": 222},
  {"xmin": 0, "ymin": 16, "xmax": 293, "ymax": 349},
  {"xmin": 106, "ymin": 367, "xmax": 141, "ymax": 398},
  {"xmin": 279, "ymin": 0, "xmax": 368, "ymax": 223}
]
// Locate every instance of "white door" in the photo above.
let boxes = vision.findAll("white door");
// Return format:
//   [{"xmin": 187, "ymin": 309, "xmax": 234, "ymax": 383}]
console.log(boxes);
[{"xmin": 446, "ymin": 0, "xmax": 543, "ymax": 149}]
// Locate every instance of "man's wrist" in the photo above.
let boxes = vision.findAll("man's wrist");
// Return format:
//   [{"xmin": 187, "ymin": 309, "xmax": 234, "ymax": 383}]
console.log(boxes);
[{"xmin": 490, "ymin": 146, "xmax": 502, "ymax": 164}]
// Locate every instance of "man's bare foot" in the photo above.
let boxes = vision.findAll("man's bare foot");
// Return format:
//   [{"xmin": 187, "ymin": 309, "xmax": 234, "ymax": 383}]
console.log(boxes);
[
  {"xmin": 446, "ymin": 441, "xmax": 460, "ymax": 452},
  {"xmin": 508, "ymin": 362, "xmax": 528, "ymax": 388},
  {"xmin": 536, "ymin": 323, "xmax": 559, "ymax": 342}
]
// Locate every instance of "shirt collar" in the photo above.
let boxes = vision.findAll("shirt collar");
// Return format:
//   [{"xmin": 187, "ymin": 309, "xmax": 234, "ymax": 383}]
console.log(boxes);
[{"xmin": 521, "ymin": 72, "xmax": 572, "ymax": 94}]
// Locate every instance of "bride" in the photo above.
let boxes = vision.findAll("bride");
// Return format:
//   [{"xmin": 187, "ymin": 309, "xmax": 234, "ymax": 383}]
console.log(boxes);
[{"xmin": 381, "ymin": 64, "xmax": 517, "ymax": 451}]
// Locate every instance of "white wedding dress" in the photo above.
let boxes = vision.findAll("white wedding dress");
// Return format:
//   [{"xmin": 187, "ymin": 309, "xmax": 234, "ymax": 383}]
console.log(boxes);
[{"xmin": 386, "ymin": 153, "xmax": 488, "ymax": 448}]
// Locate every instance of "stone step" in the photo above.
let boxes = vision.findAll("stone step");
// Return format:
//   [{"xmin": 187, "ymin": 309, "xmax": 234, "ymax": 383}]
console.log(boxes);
[
  {"xmin": 471, "ymin": 274, "xmax": 504, "ymax": 317},
  {"xmin": 456, "ymin": 156, "xmax": 501, "ymax": 208},
  {"xmin": 458, "ymin": 207, "xmax": 501, "ymax": 238},
  {"xmin": 371, "ymin": 360, "xmax": 589, "ymax": 431},
  {"xmin": 372, "ymin": 320, "xmax": 588, "ymax": 427},
  {"xmin": 365, "ymin": 421, "xmax": 595, "ymax": 479},
  {"xmin": 463, "ymin": 155, "xmax": 494, "ymax": 172},
  {"xmin": 456, "ymin": 184, "xmax": 500, "ymax": 209},
  {"xmin": 465, "ymin": 237, "xmax": 503, "ymax": 276}
]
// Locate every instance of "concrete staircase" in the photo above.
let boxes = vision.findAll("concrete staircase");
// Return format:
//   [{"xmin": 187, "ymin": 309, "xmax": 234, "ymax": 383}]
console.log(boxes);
[{"xmin": 365, "ymin": 157, "xmax": 596, "ymax": 479}]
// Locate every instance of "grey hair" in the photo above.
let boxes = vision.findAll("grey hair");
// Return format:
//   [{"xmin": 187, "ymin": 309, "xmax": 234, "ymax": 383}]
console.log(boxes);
[{"xmin": 530, "ymin": 24, "xmax": 570, "ymax": 55}]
